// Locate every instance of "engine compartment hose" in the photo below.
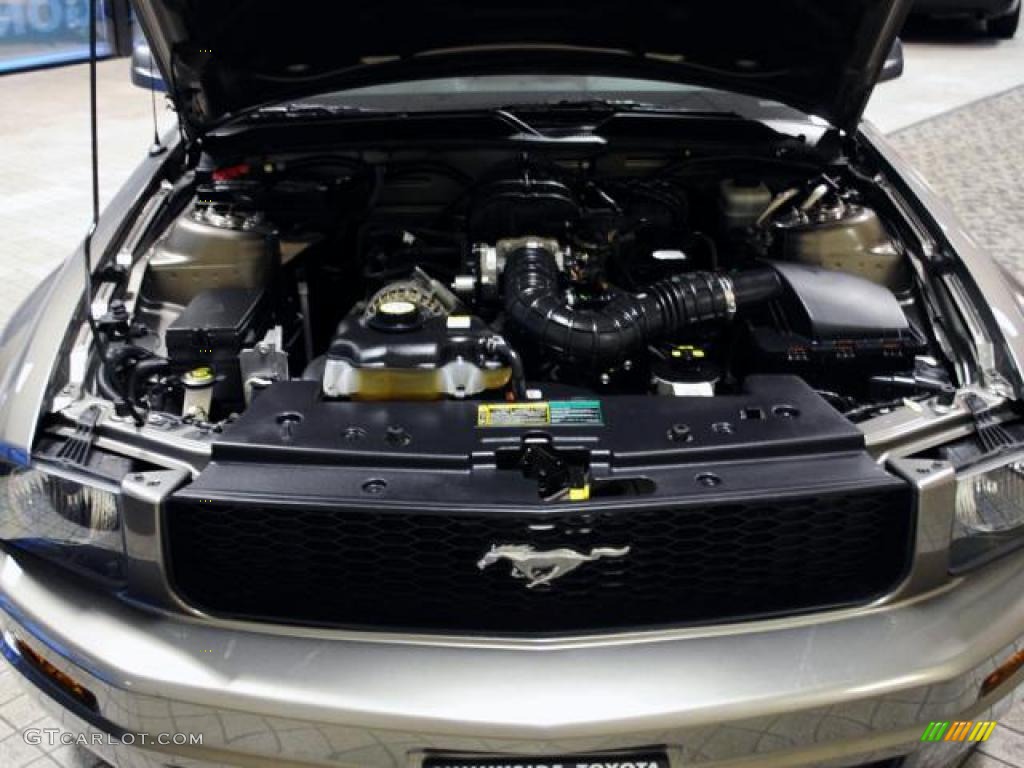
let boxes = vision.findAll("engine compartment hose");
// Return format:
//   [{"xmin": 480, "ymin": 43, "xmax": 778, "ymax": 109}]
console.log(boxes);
[
  {"xmin": 92, "ymin": 344, "xmax": 160, "ymax": 426},
  {"xmin": 503, "ymin": 244, "xmax": 781, "ymax": 365},
  {"xmin": 483, "ymin": 334, "xmax": 527, "ymax": 399}
]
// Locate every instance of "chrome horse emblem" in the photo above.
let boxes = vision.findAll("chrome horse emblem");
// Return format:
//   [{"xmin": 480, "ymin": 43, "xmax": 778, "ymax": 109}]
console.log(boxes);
[{"xmin": 477, "ymin": 544, "xmax": 631, "ymax": 589}]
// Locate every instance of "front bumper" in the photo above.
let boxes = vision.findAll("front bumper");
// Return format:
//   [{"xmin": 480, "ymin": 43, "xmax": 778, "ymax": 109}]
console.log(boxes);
[{"xmin": 1, "ymin": 548, "xmax": 1023, "ymax": 768}]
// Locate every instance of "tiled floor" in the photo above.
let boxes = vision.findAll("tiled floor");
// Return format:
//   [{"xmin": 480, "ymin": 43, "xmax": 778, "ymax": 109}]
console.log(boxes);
[
  {"xmin": 0, "ymin": 32, "xmax": 1023, "ymax": 768},
  {"xmin": 865, "ymin": 17, "xmax": 1024, "ymax": 132},
  {"xmin": 888, "ymin": 85, "xmax": 1024, "ymax": 280},
  {"xmin": 0, "ymin": 664, "xmax": 106, "ymax": 767},
  {"xmin": 0, "ymin": 58, "xmax": 176, "ymax": 326}
]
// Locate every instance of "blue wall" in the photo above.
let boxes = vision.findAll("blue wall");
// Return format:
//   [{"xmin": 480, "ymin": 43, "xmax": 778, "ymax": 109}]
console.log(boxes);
[{"xmin": 0, "ymin": 0, "xmax": 114, "ymax": 74}]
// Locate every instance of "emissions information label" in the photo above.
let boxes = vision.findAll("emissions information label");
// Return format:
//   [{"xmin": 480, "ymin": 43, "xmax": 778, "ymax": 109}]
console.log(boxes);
[{"xmin": 477, "ymin": 400, "xmax": 604, "ymax": 428}]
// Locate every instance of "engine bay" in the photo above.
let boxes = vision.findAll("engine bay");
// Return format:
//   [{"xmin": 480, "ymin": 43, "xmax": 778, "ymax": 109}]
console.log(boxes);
[{"xmin": 84, "ymin": 142, "xmax": 955, "ymax": 478}]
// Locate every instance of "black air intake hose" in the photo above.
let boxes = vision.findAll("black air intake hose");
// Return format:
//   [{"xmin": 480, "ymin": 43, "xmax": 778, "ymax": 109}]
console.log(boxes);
[{"xmin": 503, "ymin": 244, "xmax": 780, "ymax": 365}]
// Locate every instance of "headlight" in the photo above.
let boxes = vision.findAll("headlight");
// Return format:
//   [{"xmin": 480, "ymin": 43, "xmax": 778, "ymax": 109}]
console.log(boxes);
[
  {"xmin": 951, "ymin": 450, "xmax": 1024, "ymax": 572},
  {"xmin": 0, "ymin": 459, "xmax": 126, "ymax": 582}
]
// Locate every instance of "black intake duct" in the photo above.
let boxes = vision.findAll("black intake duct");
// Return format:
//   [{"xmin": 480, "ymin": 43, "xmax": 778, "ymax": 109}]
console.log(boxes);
[{"xmin": 503, "ymin": 244, "xmax": 780, "ymax": 366}]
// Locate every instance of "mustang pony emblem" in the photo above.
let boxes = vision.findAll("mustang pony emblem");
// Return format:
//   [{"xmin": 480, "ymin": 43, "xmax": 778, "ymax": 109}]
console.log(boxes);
[{"xmin": 477, "ymin": 544, "xmax": 631, "ymax": 589}]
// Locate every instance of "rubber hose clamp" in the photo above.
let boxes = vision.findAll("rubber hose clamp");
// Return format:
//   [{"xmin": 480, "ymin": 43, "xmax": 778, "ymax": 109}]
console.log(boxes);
[{"xmin": 719, "ymin": 275, "xmax": 737, "ymax": 316}]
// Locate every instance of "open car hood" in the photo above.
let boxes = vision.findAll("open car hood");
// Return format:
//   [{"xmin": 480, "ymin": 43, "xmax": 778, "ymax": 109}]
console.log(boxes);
[{"xmin": 133, "ymin": 0, "xmax": 911, "ymax": 136}]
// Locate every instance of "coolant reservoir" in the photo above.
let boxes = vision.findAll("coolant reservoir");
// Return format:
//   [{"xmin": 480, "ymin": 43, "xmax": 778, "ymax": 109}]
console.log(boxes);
[
  {"xmin": 322, "ymin": 306, "xmax": 511, "ymax": 400},
  {"xmin": 720, "ymin": 179, "xmax": 772, "ymax": 230},
  {"xmin": 773, "ymin": 202, "xmax": 908, "ymax": 289}
]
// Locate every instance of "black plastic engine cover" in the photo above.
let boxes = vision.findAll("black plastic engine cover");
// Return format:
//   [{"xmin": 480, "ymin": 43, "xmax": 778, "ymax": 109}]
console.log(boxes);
[
  {"xmin": 468, "ymin": 177, "xmax": 579, "ymax": 240},
  {"xmin": 215, "ymin": 374, "xmax": 863, "ymax": 470}
]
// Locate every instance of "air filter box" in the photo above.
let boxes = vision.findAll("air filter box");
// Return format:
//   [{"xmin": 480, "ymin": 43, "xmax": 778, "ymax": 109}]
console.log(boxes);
[{"xmin": 745, "ymin": 262, "xmax": 924, "ymax": 382}]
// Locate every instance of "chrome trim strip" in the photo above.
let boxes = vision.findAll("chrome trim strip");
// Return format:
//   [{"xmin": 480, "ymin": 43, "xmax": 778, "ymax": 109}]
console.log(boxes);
[
  {"xmin": 116, "ymin": 180, "xmax": 172, "ymax": 269},
  {"xmin": 944, "ymin": 273, "xmax": 998, "ymax": 385},
  {"xmin": 883, "ymin": 457, "xmax": 955, "ymax": 599}
]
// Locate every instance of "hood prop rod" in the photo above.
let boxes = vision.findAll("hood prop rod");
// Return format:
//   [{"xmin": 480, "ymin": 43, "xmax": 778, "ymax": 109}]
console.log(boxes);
[{"xmin": 83, "ymin": 0, "xmax": 145, "ymax": 427}]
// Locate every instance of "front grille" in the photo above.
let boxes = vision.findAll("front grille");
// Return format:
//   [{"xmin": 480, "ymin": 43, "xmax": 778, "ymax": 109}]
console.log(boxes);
[{"xmin": 165, "ymin": 488, "xmax": 913, "ymax": 634}]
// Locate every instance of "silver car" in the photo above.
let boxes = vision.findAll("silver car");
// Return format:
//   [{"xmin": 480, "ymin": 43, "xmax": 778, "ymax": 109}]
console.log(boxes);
[{"xmin": 1, "ymin": 1, "xmax": 1023, "ymax": 767}]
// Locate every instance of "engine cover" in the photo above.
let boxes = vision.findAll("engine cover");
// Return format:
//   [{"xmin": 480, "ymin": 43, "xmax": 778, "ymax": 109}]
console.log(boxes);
[
  {"xmin": 322, "ymin": 304, "xmax": 511, "ymax": 400},
  {"xmin": 744, "ymin": 262, "xmax": 925, "ymax": 383}
]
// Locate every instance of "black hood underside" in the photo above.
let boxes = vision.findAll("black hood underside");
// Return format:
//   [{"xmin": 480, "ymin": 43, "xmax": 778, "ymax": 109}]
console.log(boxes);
[{"xmin": 133, "ymin": 0, "xmax": 911, "ymax": 135}]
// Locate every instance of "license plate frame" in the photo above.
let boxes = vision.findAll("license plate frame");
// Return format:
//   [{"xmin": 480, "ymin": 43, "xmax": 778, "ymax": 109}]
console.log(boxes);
[{"xmin": 420, "ymin": 750, "xmax": 671, "ymax": 768}]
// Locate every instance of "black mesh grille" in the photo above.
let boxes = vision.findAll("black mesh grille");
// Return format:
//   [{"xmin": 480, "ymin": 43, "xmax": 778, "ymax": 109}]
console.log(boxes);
[{"xmin": 165, "ymin": 489, "xmax": 913, "ymax": 634}]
